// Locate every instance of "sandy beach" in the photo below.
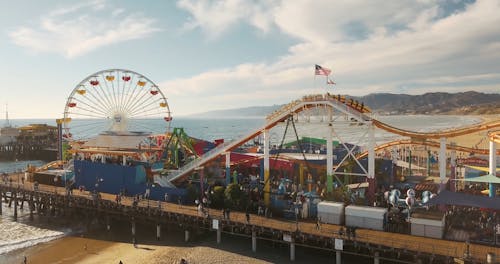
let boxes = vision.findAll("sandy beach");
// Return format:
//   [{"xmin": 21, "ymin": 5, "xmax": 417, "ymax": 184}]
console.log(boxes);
[
  {"xmin": 450, "ymin": 114, "xmax": 500, "ymax": 148},
  {"xmin": 1, "ymin": 219, "xmax": 338, "ymax": 264},
  {"xmin": 2, "ymin": 229, "xmax": 271, "ymax": 264}
]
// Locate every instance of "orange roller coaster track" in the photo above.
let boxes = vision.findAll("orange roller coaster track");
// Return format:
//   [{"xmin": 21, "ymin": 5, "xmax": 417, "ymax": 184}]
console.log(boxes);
[
  {"xmin": 489, "ymin": 130, "xmax": 500, "ymax": 143},
  {"xmin": 357, "ymin": 139, "xmax": 500, "ymax": 160},
  {"xmin": 373, "ymin": 119, "xmax": 500, "ymax": 139}
]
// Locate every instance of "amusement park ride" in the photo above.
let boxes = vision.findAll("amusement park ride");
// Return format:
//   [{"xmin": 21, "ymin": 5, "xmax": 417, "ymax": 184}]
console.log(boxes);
[{"xmin": 42, "ymin": 69, "xmax": 500, "ymax": 207}]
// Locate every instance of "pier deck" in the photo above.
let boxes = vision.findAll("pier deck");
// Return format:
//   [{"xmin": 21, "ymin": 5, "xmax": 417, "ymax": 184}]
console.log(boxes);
[{"xmin": 1, "ymin": 174, "xmax": 498, "ymax": 263}]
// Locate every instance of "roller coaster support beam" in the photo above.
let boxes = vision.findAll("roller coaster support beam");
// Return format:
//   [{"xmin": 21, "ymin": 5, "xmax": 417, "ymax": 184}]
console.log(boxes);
[
  {"xmin": 439, "ymin": 137, "xmax": 447, "ymax": 192},
  {"xmin": 225, "ymin": 152, "xmax": 231, "ymax": 186},
  {"xmin": 327, "ymin": 124, "xmax": 333, "ymax": 193},
  {"xmin": 489, "ymin": 140, "xmax": 497, "ymax": 197},
  {"xmin": 450, "ymin": 145, "xmax": 457, "ymax": 193},
  {"xmin": 263, "ymin": 129, "xmax": 270, "ymax": 207},
  {"xmin": 367, "ymin": 122, "xmax": 376, "ymax": 202}
]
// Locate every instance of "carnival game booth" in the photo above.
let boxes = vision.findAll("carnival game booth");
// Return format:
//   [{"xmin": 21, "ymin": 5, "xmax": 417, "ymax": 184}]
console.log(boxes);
[
  {"xmin": 345, "ymin": 205, "xmax": 388, "ymax": 231},
  {"xmin": 72, "ymin": 132, "xmax": 186, "ymax": 201},
  {"xmin": 317, "ymin": 201, "xmax": 345, "ymax": 225},
  {"xmin": 410, "ymin": 209, "xmax": 445, "ymax": 239}
]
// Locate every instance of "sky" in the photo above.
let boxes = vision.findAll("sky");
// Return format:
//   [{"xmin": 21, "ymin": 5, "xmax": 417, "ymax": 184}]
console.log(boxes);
[{"xmin": 1, "ymin": 0, "xmax": 500, "ymax": 119}]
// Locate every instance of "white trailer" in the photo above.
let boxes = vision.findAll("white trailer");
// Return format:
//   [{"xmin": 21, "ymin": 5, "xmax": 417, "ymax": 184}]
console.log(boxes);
[
  {"xmin": 345, "ymin": 205, "xmax": 387, "ymax": 231},
  {"xmin": 317, "ymin": 201, "xmax": 345, "ymax": 225},
  {"xmin": 411, "ymin": 213, "xmax": 445, "ymax": 239}
]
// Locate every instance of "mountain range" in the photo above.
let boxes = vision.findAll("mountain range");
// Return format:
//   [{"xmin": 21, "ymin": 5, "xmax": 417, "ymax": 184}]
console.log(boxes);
[{"xmin": 192, "ymin": 91, "xmax": 500, "ymax": 117}]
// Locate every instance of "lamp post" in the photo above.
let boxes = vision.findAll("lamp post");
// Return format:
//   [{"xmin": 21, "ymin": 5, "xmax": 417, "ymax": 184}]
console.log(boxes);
[{"xmin": 95, "ymin": 177, "xmax": 104, "ymax": 199}]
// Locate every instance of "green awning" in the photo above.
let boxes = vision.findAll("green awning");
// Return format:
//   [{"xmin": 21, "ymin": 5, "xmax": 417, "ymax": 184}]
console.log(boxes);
[
  {"xmin": 454, "ymin": 174, "xmax": 500, "ymax": 184},
  {"xmin": 284, "ymin": 137, "xmax": 339, "ymax": 148}
]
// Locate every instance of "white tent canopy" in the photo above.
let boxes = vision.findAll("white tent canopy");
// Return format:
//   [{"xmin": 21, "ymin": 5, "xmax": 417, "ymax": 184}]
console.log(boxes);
[{"xmin": 82, "ymin": 133, "xmax": 152, "ymax": 150}]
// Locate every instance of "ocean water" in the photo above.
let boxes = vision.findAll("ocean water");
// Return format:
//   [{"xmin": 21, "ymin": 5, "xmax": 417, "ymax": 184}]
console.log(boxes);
[
  {"xmin": 0, "ymin": 115, "xmax": 483, "ymax": 256},
  {"xmin": 7, "ymin": 114, "xmax": 481, "ymax": 143}
]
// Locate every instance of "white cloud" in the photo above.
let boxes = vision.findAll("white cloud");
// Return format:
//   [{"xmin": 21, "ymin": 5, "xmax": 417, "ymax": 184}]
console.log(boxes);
[
  {"xmin": 9, "ymin": 0, "xmax": 160, "ymax": 58},
  {"xmin": 167, "ymin": 0, "xmax": 500, "ymax": 115},
  {"xmin": 177, "ymin": 0, "xmax": 276, "ymax": 38}
]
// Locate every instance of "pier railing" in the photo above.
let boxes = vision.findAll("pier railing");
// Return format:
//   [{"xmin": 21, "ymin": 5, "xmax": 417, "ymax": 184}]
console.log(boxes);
[{"xmin": 0, "ymin": 175, "xmax": 496, "ymax": 263}]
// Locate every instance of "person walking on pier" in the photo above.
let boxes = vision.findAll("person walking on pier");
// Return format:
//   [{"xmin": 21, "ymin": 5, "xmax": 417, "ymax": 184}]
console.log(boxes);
[{"xmin": 164, "ymin": 193, "xmax": 169, "ymax": 202}]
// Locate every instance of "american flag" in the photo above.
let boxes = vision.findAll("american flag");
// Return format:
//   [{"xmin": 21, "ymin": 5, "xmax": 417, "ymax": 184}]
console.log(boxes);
[
  {"xmin": 315, "ymin": 64, "xmax": 331, "ymax": 76},
  {"xmin": 327, "ymin": 78, "xmax": 336, "ymax": 85}
]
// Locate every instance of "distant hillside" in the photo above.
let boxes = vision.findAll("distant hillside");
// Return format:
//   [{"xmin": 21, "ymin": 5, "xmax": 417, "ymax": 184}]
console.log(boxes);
[
  {"xmin": 192, "ymin": 91, "xmax": 500, "ymax": 117},
  {"xmin": 353, "ymin": 91, "xmax": 500, "ymax": 115}
]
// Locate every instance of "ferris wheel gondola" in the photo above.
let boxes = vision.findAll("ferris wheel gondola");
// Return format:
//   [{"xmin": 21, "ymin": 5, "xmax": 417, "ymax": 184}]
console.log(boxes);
[{"xmin": 63, "ymin": 69, "xmax": 172, "ymax": 141}]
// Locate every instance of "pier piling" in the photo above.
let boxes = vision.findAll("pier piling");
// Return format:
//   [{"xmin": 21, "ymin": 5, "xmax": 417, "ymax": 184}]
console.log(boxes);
[
  {"xmin": 336, "ymin": 251, "xmax": 341, "ymax": 264},
  {"xmin": 185, "ymin": 230, "xmax": 190, "ymax": 242},
  {"xmin": 13, "ymin": 192, "xmax": 17, "ymax": 221},
  {"xmin": 252, "ymin": 231, "xmax": 257, "ymax": 252},
  {"xmin": 374, "ymin": 251, "xmax": 380, "ymax": 264},
  {"xmin": 156, "ymin": 224, "xmax": 161, "ymax": 240},
  {"xmin": 131, "ymin": 219, "xmax": 136, "ymax": 237},
  {"xmin": 216, "ymin": 226, "xmax": 221, "ymax": 244},
  {"xmin": 29, "ymin": 198, "xmax": 34, "ymax": 221},
  {"xmin": 486, "ymin": 252, "xmax": 495, "ymax": 264},
  {"xmin": 20, "ymin": 194, "xmax": 25, "ymax": 209},
  {"xmin": 290, "ymin": 239, "xmax": 295, "ymax": 261},
  {"xmin": 106, "ymin": 215, "xmax": 110, "ymax": 231}
]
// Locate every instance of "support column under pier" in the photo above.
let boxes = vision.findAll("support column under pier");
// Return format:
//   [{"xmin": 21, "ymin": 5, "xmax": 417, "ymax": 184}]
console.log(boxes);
[
  {"xmin": 374, "ymin": 251, "xmax": 380, "ymax": 264},
  {"xmin": 336, "ymin": 251, "xmax": 341, "ymax": 264},
  {"xmin": 216, "ymin": 224, "xmax": 221, "ymax": 244},
  {"xmin": 185, "ymin": 230, "xmax": 190, "ymax": 242},
  {"xmin": 290, "ymin": 241, "xmax": 295, "ymax": 262},
  {"xmin": 29, "ymin": 197, "xmax": 34, "ymax": 221},
  {"xmin": 106, "ymin": 215, "xmax": 110, "ymax": 231},
  {"xmin": 131, "ymin": 219, "xmax": 136, "ymax": 244},
  {"xmin": 156, "ymin": 224, "xmax": 161, "ymax": 240},
  {"xmin": 13, "ymin": 192, "xmax": 17, "ymax": 221},
  {"xmin": 252, "ymin": 231, "xmax": 257, "ymax": 252}
]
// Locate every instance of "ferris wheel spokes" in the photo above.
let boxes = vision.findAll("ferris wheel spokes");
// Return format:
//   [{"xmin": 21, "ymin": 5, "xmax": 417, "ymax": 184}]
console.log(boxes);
[{"xmin": 63, "ymin": 69, "xmax": 172, "ymax": 140}]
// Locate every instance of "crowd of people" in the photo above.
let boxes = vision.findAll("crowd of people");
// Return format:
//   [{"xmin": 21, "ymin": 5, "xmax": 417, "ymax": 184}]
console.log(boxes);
[{"xmin": 445, "ymin": 206, "xmax": 499, "ymax": 244}]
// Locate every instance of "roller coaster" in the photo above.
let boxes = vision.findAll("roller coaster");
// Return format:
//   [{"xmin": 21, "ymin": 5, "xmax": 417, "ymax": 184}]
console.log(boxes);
[{"xmin": 161, "ymin": 93, "xmax": 500, "ymax": 187}]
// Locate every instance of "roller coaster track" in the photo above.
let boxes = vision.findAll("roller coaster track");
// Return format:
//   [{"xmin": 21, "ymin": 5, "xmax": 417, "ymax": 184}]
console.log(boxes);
[
  {"xmin": 165, "ymin": 94, "xmax": 370, "ymax": 184},
  {"xmin": 164, "ymin": 94, "xmax": 500, "ymax": 185},
  {"xmin": 373, "ymin": 119, "xmax": 500, "ymax": 139},
  {"xmin": 489, "ymin": 130, "xmax": 500, "ymax": 143},
  {"xmin": 357, "ymin": 139, "xmax": 500, "ymax": 160}
]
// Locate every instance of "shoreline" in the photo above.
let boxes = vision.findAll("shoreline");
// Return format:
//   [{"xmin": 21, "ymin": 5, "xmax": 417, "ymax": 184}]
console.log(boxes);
[{"xmin": 0, "ymin": 214, "xmax": 356, "ymax": 264}]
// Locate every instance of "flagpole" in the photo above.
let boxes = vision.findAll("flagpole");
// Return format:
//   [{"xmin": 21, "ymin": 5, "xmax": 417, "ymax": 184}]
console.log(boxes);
[
  {"xmin": 325, "ymin": 75, "xmax": 328, "ymax": 94},
  {"xmin": 314, "ymin": 65, "xmax": 317, "ymax": 94}
]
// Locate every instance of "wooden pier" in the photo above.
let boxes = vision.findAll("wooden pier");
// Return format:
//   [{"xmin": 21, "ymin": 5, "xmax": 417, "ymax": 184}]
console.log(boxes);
[{"xmin": 0, "ymin": 173, "xmax": 498, "ymax": 263}]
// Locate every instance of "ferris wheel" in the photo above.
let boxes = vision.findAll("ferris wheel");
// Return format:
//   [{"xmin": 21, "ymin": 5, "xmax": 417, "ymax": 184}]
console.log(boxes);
[{"xmin": 63, "ymin": 69, "xmax": 172, "ymax": 140}]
